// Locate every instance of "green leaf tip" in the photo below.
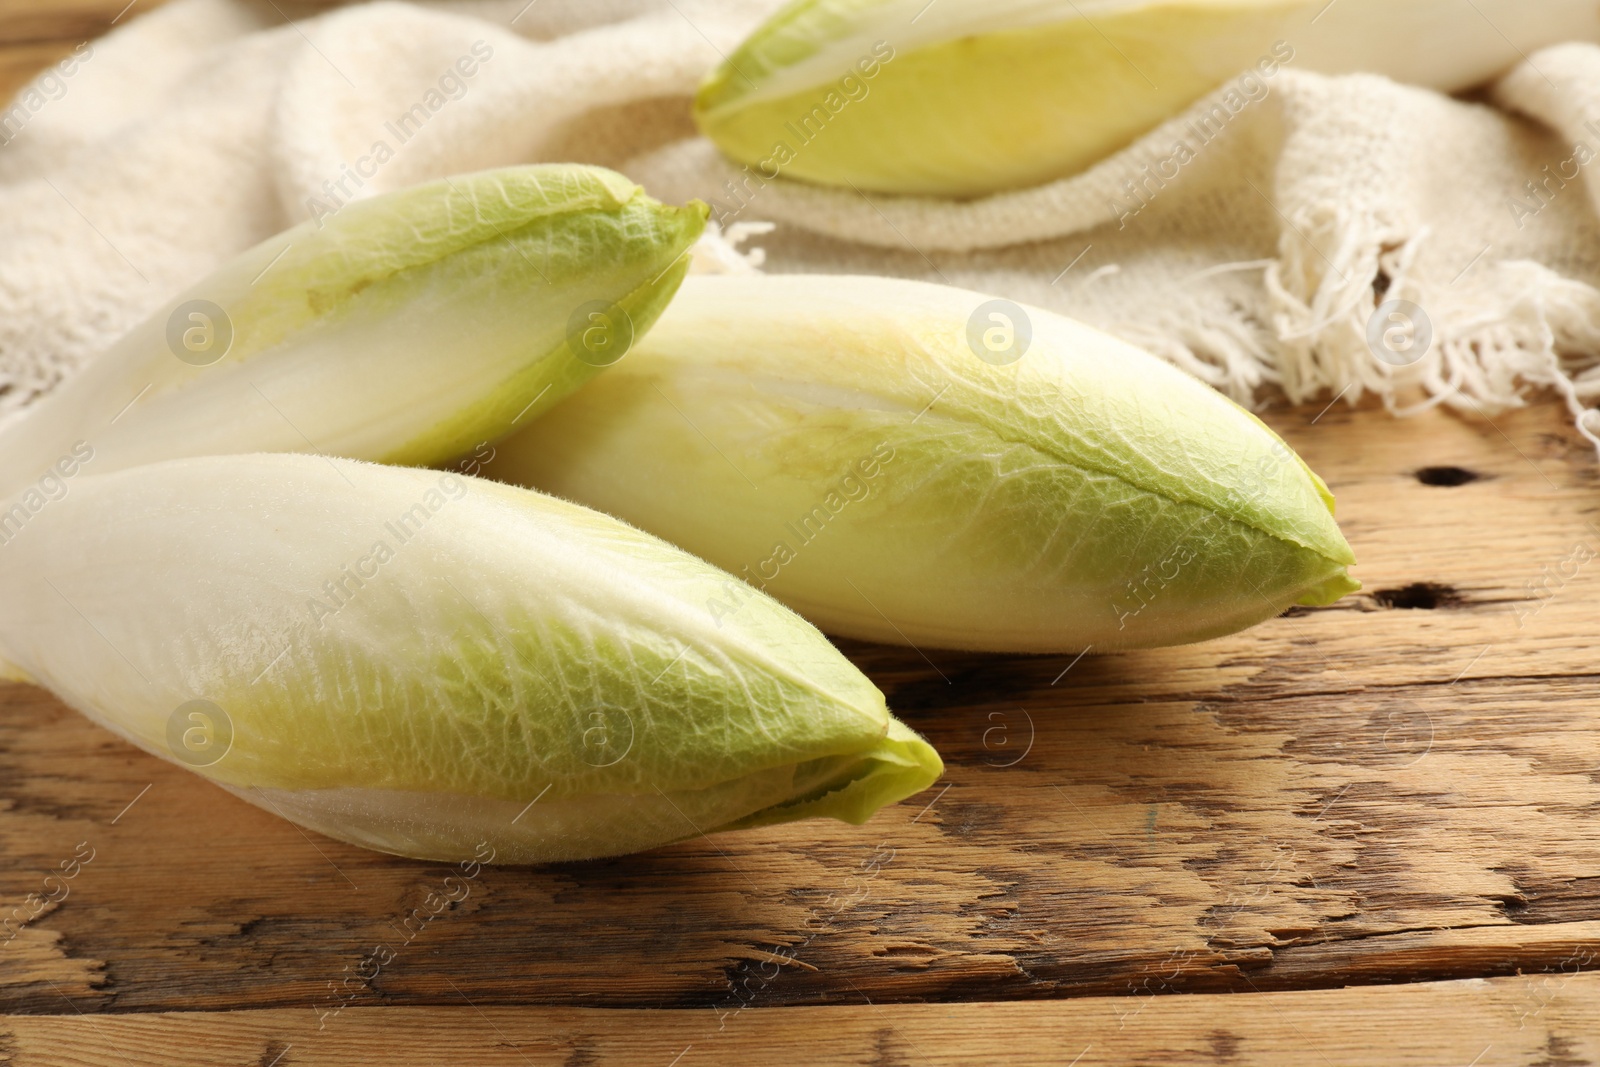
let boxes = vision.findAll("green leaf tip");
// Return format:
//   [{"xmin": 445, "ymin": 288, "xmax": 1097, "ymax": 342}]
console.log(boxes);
[
  {"xmin": 489, "ymin": 273, "xmax": 1360, "ymax": 653},
  {"xmin": 0, "ymin": 453, "xmax": 933, "ymax": 864},
  {"xmin": 0, "ymin": 164, "xmax": 706, "ymax": 500},
  {"xmin": 723, "ymin": 718, "xmax": 944, "ymax": 830}
]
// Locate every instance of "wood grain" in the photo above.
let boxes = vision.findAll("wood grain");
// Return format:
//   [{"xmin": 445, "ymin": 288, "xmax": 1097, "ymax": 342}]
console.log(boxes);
[
  {"xmin": 0, "ymin": 1, "xmax": 155, "ymax": 46},
  {"xmin": 0, "ymin": 40, "xmax": 72, "ymax": 100},
  {"xmin": 2, "ymin": 973, "xmax": 1598, "ymax": 1065},
  {"xmin": 4, "ymin": 0, "xmax": 1600, "ymax": 1049},
  {"xmin": 3, "ymin": 396, "xmax": 1599, "ymax": 1019}
]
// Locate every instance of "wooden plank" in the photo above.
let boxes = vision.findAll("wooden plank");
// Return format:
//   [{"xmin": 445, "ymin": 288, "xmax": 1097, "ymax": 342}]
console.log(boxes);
[
  {"xmin": 0, "ymin": 0, "xmax": 336, "ymax": 46},
  {"xmin": 3, "ymin": 397, "xmax": 1599, "ymax": 1015},
  {"xmin": 0, "ymin": 0, "xmax": 1586, "ymax": 1036},
  {"xmin": 0, "ymin": 41, "xmax": 72, "ymax": 100},
  {"xmin": 0, "ymin": 1, "xmax": 156, "ymax": 45},
  {"xmin": 2, "ymin": 974, "xmax": 1599, "ymax": 1065}
]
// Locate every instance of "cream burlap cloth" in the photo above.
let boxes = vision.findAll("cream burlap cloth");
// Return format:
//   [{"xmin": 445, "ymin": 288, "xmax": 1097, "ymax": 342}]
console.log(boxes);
[{"xmin": 4, "ymin": 0, "xmax": 1600, "ymax": 447}]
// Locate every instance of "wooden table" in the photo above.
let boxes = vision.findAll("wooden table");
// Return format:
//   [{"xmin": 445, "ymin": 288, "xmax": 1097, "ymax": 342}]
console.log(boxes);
[{"xmin": 4, "ymin": 6, "xmax": 1600, "ymax": 1064}]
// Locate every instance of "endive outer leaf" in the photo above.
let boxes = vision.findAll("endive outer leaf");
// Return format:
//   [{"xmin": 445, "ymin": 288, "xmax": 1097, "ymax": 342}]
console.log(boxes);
[
  {"xmin": 0, "ymin": 453, "xmax": 939, "ymax": 863},
  {"xmin": 0, "ymin": 165, "xmax": 707, "ymax": 499},
  {"xmin": 488, "ymin": 274, "xmax": 1358, "ymax": 653},
  {"xmin": 694, "ymin": 0, "xmax": 1600, "ymax": 196}
]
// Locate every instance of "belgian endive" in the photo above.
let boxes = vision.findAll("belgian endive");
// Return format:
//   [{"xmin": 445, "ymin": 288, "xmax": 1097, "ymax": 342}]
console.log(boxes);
[
  {"xmin": 0, "ymin": 165, "xmax": 707, "ymax": 500},
  {"xmin": 694, "ymin": 0, "xmax": 1600, "ymax": 196},
  {"xmin": 0, "ymin": 454, "xmax": 939, "ymax": 863},
  {"xmin": 488, "ymin": 274, "xmax": 1359, "ymax": 654}
]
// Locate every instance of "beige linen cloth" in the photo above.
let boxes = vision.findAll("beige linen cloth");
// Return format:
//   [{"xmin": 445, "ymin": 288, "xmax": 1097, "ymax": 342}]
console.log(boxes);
[{"xmin": 4, "ymin": 0, "xmax": 1600, "ymax": 448}]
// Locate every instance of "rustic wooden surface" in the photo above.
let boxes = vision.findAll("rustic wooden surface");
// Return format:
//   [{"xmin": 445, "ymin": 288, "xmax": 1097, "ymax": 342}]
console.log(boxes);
[
  {"xmin": 5, "ymin": 5, "xmax": 1600, "ymax": 1063},
  {"xmin": 0, "ymin": 1, "xmax": 146, "ymax": 46},
  {"xmin": 4, "ymin": 374, "xmax": 1600, "ymax": 1052},
  {"xmin": 4, "ymin": 973, "xmax": 1600, "ymax": 1066}
]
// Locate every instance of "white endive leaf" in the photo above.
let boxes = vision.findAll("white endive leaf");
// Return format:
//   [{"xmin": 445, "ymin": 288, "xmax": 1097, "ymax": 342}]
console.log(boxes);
[
  {"xmin": 489, "ymin": 274, "xmax": 1358, "ymax": 653},
  {"xmin": 0, "ymin": 454, "xmax": 940, "ymax": 863},
  {"xmin": 695, "ymin": 0, "xmax": 1600, "ymax": 195},
  {"xmin": 0, "ymin": 164, "xmax": 707, "ymax": 499}
]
